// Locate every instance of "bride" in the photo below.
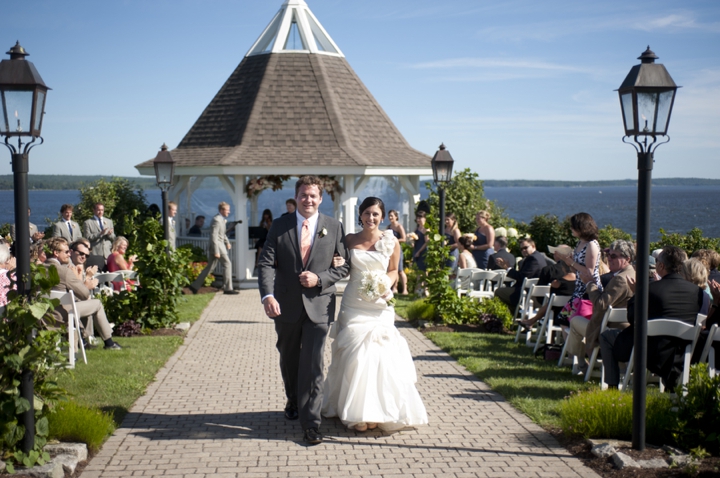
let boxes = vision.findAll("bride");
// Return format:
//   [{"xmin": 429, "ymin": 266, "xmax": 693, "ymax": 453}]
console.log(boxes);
[{"xmin": 322, "ymin": 197, "xmax": 428, "ymax": 432}]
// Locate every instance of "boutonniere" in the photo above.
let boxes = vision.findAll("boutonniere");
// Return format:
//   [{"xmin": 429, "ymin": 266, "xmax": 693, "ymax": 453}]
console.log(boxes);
[{"xmin": 319, "ymin": 227, "xmax": 328, "ymax": 238}]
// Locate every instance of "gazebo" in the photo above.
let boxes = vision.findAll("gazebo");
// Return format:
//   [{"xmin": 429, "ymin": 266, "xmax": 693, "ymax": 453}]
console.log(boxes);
[{"xmin": 136, "ymin": 0, "xmax": 432, "ymax": 282}]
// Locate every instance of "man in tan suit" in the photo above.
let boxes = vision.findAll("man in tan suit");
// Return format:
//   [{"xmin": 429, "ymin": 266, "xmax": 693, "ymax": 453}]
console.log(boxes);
[
  {"xmin": 52, "ymin": 204, "xmax": 82, "ymax": 243},
  {"xmin": 45, "ymin": 237, "xmax": 121, "ymax": 350},
  {"xmin": 11, "ymin": 208, "xmax": 44, "ymax": 244},
  {"xmin": 566, "ymin": 239, "xmax": 635, "ymax": 372},
  {"xmin": 83, "ymin": 203, "xmax": 115, "ymax": 259},
  {"xmin": 167, "ymin": 201, "xmax": 177, "ymax": 250},
  {"xmin": 189, "ymin": 202, "xmax": 237, "ymax": 295}
]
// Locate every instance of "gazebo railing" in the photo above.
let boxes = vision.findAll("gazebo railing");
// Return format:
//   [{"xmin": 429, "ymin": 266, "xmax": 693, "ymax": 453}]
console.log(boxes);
[{"xmin": 177, "ymin": 236, "xmax": 236, "ymax": 277}]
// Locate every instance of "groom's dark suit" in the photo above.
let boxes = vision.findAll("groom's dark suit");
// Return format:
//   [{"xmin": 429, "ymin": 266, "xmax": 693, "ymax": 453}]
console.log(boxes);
[{"xmin": 258, "ymin": 212, "xmax": 349, "ymax": 431}]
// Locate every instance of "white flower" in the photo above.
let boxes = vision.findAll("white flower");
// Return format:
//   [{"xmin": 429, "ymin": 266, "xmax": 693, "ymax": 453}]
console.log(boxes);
[
  {"xmin": 507, "ymin": 228, "xmax": 518, "ymax": 238},
  {"xmin": 319, "ymin": 227, "xmax": 328, "ymax": 238},
  {"xmin": 359, "ymin": 270, "xmax": 392, "ymax": 302},
  {"xmin": 495, "ymin": 227, "xmax": 507, "ymax": 238},
  {"xmin": 374, "ymin": 230, "xmax": 396, "ymax": 257}
]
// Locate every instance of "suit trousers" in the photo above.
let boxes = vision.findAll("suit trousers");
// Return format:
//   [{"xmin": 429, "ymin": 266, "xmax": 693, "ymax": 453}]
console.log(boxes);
[
  {"xmin": 495, "ymin": 286, "xmax": 519, "ymax": 310},
  {"xmin": 75, "ymin": 299, "xmax": 113, "ymax": 341},
  {"xmin": 274, "ymin": 310, "xmax": 329, "ymax": 431},
  {"xmin": 566, "ymin": 316, "xmax": 590, "ymax": 358},
  {"xmin": 192, "ymin": 252, "xmax": 232, "ymax": 291}
]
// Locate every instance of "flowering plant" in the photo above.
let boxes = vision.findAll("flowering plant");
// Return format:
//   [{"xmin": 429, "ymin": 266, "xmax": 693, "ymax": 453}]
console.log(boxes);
[
  {"xmin": 359, "ymin": 269, "xmax": 394, "ymax": 307},
  {"xmin": 245, "ymin": 175, "xmax": 290, "ymax": 198}
]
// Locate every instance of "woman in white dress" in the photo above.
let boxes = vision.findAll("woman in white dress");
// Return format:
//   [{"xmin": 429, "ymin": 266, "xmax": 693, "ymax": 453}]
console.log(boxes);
[{"xmin": 322, "ymin": 197, "xmax": 428, "ymax": 432}]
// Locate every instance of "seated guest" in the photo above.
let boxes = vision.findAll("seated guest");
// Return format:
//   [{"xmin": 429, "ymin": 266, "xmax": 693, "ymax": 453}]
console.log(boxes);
[
  {"xmin": 566, "ymin": 240, "xmax": 635, "ymax": 374},
  {"xmin": 187, "ymin": 216, "xmax": 205, "ymax": 236},
  {"xmin": 691, "ymin": 249, "xmax": 720, "ymax": 285},
  {"xmin": 488, "ymin": 236, "xmax": 515, "ymax": 271},
  {"xmin": 45, "ymin": 237, "xmax": 121, "ymax": 350},
  {"xmin": 107, "ymin": 236, "xmax": 137, "ymax": 291},
  {"xmin": 52, "ymin": 204, "xmax": 82, "ymax": 242},
  {"xmin": 11, "ymin": 208, "xmax": 44, "ymax": 244},
  {"xmin": 494, "ymin": 238, "xmax": 547, "ymax": 311},
  {"xmin": 281, "ymin": 199, "xmax": 297, "ymax": 217},
  {"xmin": 520, "ymin": 257, "xmax": 575, "ymax": 327},
  {"xmin": 29, "ymin": 240, "xmax": 47, "ymax": 265},
  {"xmin": 0, "ymin": 242, "xmax": 16, "ymax": 307},
  {"xmin": 69, "ymin": 240, "xmax": 98, "ymax": 282},
  {"xmin": 457, "ymin": 235, "xmax": 477, "ymax": 269},
  {"xmin": 680, "ymin": 258, "xmax": 711, "ymax": 315},
  {"xmin": 600, "ymin": 246, "xmax": 704, "ymax": 390}
]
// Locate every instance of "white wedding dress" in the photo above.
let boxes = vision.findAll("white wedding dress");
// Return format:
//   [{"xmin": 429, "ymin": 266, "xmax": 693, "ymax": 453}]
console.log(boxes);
[{"xmin": 322, "ymin": 231, "xmax": 428, "ymax": 431}]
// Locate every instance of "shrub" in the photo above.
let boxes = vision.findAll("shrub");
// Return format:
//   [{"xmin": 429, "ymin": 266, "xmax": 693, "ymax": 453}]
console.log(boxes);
[
  {"xmin": 0, "ymin": 264, "xmax": 67, "ymax": 471},
  {"xmin": 0, "ymin": 222, "xmax": 12, "ymax": 243},
  {"xmin": 75, "ymin": 177, "xmax": 149, "ymax": 237},
  {"xmin": 406, "ymin": 299, "xmax": 436, "ymax": 321},
  {"xmin": 559, "ymin": 388, "xmax": 675, "ymax": 445},
  {"xmin": 650, "ymin": 228, "xmax": 720, "ymax": 255},
  {"xmin": 177, "ymin": 243, "xmax": 207, "ymax": 262},
  {"xmin": 673, "ymin": 363, "xmax": 720, "ymax": 455},
  {"xmin": 597, "ymin": 225, "xmax": 633, "ymax": 249},
  {"xmin": 47, "ymin": 401, "xmax": 115, "ymax": 452},
  {"xmin": 521, "ymin": 214, "xmax": 575, "ymax": 255},
  {"xmin": 476, "ymin": 297, "xmax": 513, "ymax": 330},
  {"xmin": 187, "ymin": 262, "xmax": 214, "ymax": 287}
]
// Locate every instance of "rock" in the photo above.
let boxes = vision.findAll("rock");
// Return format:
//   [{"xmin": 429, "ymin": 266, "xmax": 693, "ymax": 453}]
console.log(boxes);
[
  {"xmin": 174, "ymin": 322, "xmax": 191, "ymax": 331},
  {"xmin": 637, "ymin": 458, "xmax": 669, "ymax": 469},
  {"xmin": 44, "ymin": 442, "xmax": 88, "ymax": 462},
  {"xmin": 15, "ymin": 460, "xmax": 64, "ymax": 478},
  {"xmin": 52, "ymin": 454, "xmax": 80, "ymax": 474},
  {"xmin": 591, "ymin": 443, "xmax": 616, "ymax": 458},
  {"xmin": 417, "ymin": 320, "xmax": 428, "ymax": 328},
  {"xmin": 612, "ymin": 452, "xmax": 639, "ymax": 469},
  {"xmin": 670, "ymin": 454, "xmax": 693, "ymax": 467},
  {"xmin": 662, "ymin": 444, "xmax": 685, "ymax": 456},
  {"xmin": 0, "ymin": 460, "xmax": 5, "ymax": 473}
]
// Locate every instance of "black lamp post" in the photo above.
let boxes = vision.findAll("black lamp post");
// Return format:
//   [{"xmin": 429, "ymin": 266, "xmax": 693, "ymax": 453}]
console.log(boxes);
[
  {"xmin": 153, "ymin": 144, "xmax": 175, "ymax": 253},
  {"xmin": 0, "ymin": 41, "xmax": 50, "ymax": 453},
  {"xmin": 617, "ymin": 46, "xmax": 678, "ymax": 451},
  {"xmin": 431, "ymin": 143, "xmax": 454, "ymax": 240}
]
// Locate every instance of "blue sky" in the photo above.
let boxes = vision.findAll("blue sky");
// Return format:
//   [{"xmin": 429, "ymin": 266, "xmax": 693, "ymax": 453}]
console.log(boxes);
[{"xmin": 1, "ymin": 0, "xmax": 718, "ymax": 180}]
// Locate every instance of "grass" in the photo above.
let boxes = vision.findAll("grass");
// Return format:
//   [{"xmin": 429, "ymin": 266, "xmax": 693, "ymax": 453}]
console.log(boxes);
[
  {"xmin": 48, "ymin": 401, "xmax": 116, "ymax": 452},
  {"xmin": 177, "ymin": 292, "xmax": 216, "ymax": 324},
  {"xmin": 393, "ymin": 294, "xmax": 416, "ymax": 319},
  {"xmin": 424, "ymin": 331, "xmax": 594, "ymax": 428}
]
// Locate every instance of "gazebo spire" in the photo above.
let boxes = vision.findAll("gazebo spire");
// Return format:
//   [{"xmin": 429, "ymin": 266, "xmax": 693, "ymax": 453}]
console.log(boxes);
[{"xmin": 246, "ymin": 0, "xmax": 343, "ymax": 57}]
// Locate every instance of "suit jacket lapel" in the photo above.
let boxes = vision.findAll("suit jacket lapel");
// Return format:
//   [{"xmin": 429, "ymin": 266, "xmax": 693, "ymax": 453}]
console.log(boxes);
[{"xmin": 288, "ymin": 214, "xmax": 302, "ymax": 267}]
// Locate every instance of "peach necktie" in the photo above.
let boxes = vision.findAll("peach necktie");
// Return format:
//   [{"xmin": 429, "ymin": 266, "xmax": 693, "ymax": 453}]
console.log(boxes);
[{"xmin": 301, "ymin": 219, "xmax": 311, "ymax": 266}]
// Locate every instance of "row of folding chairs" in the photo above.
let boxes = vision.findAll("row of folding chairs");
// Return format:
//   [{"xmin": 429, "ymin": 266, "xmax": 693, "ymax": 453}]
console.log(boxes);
[{"xmin": 454, "ymin": 268, "xmax": 515, "ymax": 301}]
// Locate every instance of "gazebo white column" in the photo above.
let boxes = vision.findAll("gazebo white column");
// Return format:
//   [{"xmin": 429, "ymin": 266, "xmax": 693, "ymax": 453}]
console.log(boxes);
[
  {"xmin": 232, "ymin": 175, "xmax": 249, "ymax": 280},
  {"xmin": 341, "ymin": 174, "xmax": 357, "ymax": 233},
  {"xmin": 399, "ymin": 175, "xmax": 421, "ymax": 232}
]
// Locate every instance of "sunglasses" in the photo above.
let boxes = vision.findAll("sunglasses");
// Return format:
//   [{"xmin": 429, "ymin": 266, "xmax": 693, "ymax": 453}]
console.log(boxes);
[
  {"xmin": 607, "ymin": 253, "xmax": 624, "ymax": 260},
  {"xmin": 72, "ymin": 250, "xmax": 88, "ymax": 257},
  {"xmin": 520, "ymin": 246, "xmax": 531, "ymax": 251}
]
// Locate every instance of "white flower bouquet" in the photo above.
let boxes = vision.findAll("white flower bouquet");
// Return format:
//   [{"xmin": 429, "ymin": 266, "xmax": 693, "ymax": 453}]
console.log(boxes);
[{"xmin": 359, "ymin": 269, "xmax": 394, "ymax": 306}]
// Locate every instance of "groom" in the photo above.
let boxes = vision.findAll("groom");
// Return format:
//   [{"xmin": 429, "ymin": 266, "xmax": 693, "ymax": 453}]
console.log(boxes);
[{"xmin": 258, "ymin": 175, "xmax": 349, "ymax": 445}]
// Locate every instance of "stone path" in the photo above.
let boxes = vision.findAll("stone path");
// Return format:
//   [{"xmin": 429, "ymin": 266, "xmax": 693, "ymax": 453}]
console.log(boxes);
[{"xmin": 81, "ymin": 291, "xmax": 599, "ymax": 478}]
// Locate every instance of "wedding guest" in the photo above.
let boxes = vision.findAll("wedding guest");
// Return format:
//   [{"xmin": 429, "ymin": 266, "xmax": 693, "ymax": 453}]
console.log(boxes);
[
  {"xmin": 387, "ymin": 210, "xmax": 409, "ymax": 295},
  {"xmin": 412, "ymin": 211, "xmax": 428, "ymax": 272},
  {"xmin": 83, "ymin": 203, "xmax": 115, "ymax": 259},
  {"xmin": 69, "ymin": 240, "xmax": 98, "ymax": 282},
  {"xmin": 281, "ymin": 199, "xmax": 297, "ymax": 217},
  {"xmin": 255, "ymin": 209, "xmax": 273, "ymax": 267},
  {"xmin": 488, "ymin": 236, "xmax": 515, "ymax": 271},
  {"xmin": 457, "ymin": 235, "xmax": 477, "ymax": 269},
  {"xmin": 470, "ymin": 210, "xmax": 494, "ymax": 269},
  {"xmin": 519, "ymin": 255, "xmax": 575, "ymax": 328},
  {"xmin": 566, "ymin": 239, "xmax": 635, "ymax": 374},
  {"xmin": 680, "ymin": 258, "xmax": 711, "ymax": 315},
  {"xmin": 11, "ymin": 208, "xmax": 44, "ymax": 244},
  {"xmin": 444, "ymin": 213, "xmax": 461, "ymax": 273},
  {"xmin": 166, "ymin": 201, "xmax": 177, "ymax": 250},
  {"xmin": 52, "ymin": 204, "xmax": 82, "ymax": 243},
  {"xmin": 0, "ymin": 242, "xmax": 15, "ymax": 307},
  {"xmin": 691, "ymin": 249, "xmax": 720, "ymax": 284},
  {"xmin": 107, "ymin": 236, "xmax": 137, "ymax": 292},
  {"xmin": 188, "ymin": 216, "xmax": 205, "ymax": 236},
  {"xmin": 29, "ymin": 240, "xmax": 47, "ymax": 265},
  {"xmin": 495, "ymin": 238, "xmax": 547, "ymax": 311}
]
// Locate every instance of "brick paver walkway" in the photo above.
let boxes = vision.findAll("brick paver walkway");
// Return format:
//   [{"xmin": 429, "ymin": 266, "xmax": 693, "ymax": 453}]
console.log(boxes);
[{"xmin": 81, "ymin": 291, "xmax": 599, "ymax": 478}]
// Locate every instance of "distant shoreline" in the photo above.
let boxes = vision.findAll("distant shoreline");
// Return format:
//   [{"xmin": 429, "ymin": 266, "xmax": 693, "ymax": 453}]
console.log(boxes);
[{"xmin": 0, "ymin": 175, "xmax": 719, "ymax": 191}]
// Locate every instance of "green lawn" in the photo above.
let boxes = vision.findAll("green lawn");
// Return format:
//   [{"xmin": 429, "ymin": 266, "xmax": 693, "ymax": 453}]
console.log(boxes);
[{"xmin": 52, "ymin": 292, "xmax": 217, "ymax": 425}]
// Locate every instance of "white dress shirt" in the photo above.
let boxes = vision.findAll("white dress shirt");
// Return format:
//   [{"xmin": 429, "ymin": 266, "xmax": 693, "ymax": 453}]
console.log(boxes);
[{"xmin": 296, "ymin": 210, "xmax": 319, "ymax": 248}]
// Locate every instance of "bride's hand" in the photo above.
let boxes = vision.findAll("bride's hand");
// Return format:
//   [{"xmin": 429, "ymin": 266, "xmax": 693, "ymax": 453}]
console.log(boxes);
[
  {"xmin": 381, "ymin": 290, "xmax": 394, "ymax": 302},
  {"xmin": 332, "ymin": 254, "xmax": 345, "ymax": 267}
]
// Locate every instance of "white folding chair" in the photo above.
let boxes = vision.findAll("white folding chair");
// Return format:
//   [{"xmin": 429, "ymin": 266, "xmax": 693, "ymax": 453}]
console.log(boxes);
[
  {"xmin": 93, "ymin": 272, "xmax": 124, "ymax": 295},
  {"xmin": 532, "ymin": 294, "xmax": 572, "ymax": 354},
  {"xmin": 622, "ymin": 319, "xmax": 702, "ymax": 395},
  {"xmin": 696, "ymin": 313, "xmax": 707, "ymax": 326},
  {"xmin": 454, "ymin": 268, "xmax": 480, "ymax": 297},
  {"xmin": 50, "ymin": 290, "xmax": 87, "ymax": 368},
  {"xmin": 515, "ymin": 284, "xmax": 551, "ymax": 344},
  {"xmin": 468, "ymin": 270, "xmax": 505, "ymax": 300},
  {"xmin": 699, "ymin": 323, "xmax": 720, "ymax": 377},
  {"xmin": 586, "ymin": 307, "xmax": 628, "ymax": 385},
  {"xmin": 511, "ymin": 277, "xmax": 539, "ymax": 326}
]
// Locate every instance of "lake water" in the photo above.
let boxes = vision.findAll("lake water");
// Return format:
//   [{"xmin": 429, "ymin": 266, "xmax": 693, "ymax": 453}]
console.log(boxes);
[{"xmin": 0, "ymin": 184, "xmax": 718, "ymax": 241}]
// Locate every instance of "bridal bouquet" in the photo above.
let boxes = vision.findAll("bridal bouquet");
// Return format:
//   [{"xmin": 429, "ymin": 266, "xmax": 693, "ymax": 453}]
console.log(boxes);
[{"xmin": 359, "ymin": 270, "xmax": 395, "ymax": 307}]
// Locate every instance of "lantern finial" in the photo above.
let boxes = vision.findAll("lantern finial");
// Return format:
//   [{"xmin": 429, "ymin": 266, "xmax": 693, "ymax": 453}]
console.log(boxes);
[
  {"xmin": 7, "ymin": 41, "xmax": 29, "ymax": 60},
  {"xmin": 638, "ymin": 46, "xmax": 658, "ymax": 64}
]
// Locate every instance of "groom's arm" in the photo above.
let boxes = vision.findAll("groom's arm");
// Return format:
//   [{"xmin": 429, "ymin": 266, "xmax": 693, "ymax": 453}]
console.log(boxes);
[
  {"xmin": 316, "ymin": 221, "xmax": 350, "ymax": 291},
  {"xmin": 258, "ymin": 222, "xmax": 279, "ymax": 315}
]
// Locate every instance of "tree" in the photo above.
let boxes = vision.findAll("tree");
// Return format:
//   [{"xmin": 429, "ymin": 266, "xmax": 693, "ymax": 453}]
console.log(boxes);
[
  {"xmin": 425, "ymin": 168, "xmax": 512, "ymax": 235},
  {"xmin": 75, "ymin": 178, "xmax": 148, "ymax": 237}
]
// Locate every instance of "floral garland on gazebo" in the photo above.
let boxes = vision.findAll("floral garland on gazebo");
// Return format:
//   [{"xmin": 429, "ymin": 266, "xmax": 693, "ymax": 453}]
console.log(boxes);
[{"xmin": 245, "ymin": 175, "xmax": 290, "ymax": 198}]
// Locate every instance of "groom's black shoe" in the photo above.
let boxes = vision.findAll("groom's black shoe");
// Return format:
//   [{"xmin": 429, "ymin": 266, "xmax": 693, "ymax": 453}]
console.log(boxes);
[
  {"xmin": 284, "ymin": 401, "xmax": 298, "ymax": 421},
  {"xmin": 303, "ymin": 427, "xmax": 323, "ymax": 445}
]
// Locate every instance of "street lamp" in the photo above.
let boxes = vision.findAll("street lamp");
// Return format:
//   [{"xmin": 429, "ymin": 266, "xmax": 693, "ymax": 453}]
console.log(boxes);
[
  {"xmin": 617, "ymin": 46, "xmax": 678, "ymax": 451},
  {"xmin": 0, "ymin": 41, "xmax": 50, "ymax": 454},
  {"xmin": 153, "ymin": 143, "xmax": 175, "ymax": 252},
  {"xmin": 431, "ymin": 143, "xmax": 454, "ymax": 241}
]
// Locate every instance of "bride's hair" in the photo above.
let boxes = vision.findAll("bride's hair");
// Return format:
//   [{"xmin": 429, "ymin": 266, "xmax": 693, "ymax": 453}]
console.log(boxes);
[{"xmin": 358, "ymin": 197, "xmax": 385, "ymax": 226}]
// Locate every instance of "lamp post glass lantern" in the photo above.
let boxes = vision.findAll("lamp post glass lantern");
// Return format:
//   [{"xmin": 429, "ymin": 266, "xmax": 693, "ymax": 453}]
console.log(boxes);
[
  {"xmin": 617, "ymin": 46, "xmax": 678, "ymax": 452},
  {"xmin": 153, "ymin": 144, "xmax": 175, "ymax": 250},
  {"xmin": 0, "ymin": 41, "xmax": 50, "ymax": 454},
  {"xmin": 431, "ymin": 143, "xmax": 454, "ymax": 239}
]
